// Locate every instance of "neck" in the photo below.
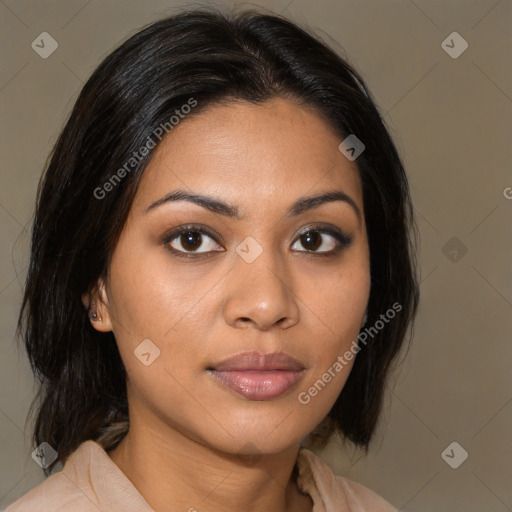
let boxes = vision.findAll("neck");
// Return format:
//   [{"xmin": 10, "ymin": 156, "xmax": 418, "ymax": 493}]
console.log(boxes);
[{"xmin": 107, "ymin": 412, "xmax": 313, "ymax": 512}]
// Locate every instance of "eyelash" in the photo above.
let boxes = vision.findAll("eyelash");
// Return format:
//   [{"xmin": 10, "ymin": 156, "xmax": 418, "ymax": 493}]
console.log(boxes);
[{"xmin": 162, "ymin": 224, "xmax": 353, "ymax": 259}]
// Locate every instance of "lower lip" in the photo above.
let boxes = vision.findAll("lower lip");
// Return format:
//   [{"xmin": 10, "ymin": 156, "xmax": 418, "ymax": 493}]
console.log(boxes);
[{"xmin": 208, "ymin": 370, "xmax": 304, "ymax": 400}]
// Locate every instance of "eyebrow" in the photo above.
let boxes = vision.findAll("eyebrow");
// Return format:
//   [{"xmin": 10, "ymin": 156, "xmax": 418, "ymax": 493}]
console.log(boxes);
[{"xmin": 145, "ymin": 188, "xmax": 361, "ymax": 223}]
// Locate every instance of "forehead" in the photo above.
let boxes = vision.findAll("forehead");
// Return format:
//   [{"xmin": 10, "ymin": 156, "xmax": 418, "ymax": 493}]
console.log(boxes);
[{"xmin": 132, "ymin": 97, "xmax": 363, "ymax": 217}]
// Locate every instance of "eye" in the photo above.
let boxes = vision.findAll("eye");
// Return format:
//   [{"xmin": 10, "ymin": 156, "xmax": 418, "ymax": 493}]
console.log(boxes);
[
  {"xmin": 291, "ymin": 226, "xmax": 353, "ymax": 255},
  {"xmin": 163, "ymin": 224, "xmax": 353, "ymax": 259},
  {"xmin": 163, "ymin": 226, "xmax": 224, "ymax": 257}
]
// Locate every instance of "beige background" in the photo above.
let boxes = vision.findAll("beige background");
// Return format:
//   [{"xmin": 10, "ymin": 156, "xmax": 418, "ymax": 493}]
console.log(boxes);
[{"xmin": 1, "ymin": 0, "xmax": 511, "ymax": 510}]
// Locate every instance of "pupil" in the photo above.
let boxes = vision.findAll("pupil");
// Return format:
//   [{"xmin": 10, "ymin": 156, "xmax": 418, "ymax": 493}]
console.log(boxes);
[
  {"xmin": 302, "ymin": 231, "xmax": 320, "ymax": 251},
  {"xmin": 182, "ymin": 231, "xmax": 201, "ymax": 251}
]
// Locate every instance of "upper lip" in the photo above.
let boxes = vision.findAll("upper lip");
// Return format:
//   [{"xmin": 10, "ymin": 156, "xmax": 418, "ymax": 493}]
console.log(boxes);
[{"xmin": 209, "ymin": 351, "xmax": 305, "ymax": 371}]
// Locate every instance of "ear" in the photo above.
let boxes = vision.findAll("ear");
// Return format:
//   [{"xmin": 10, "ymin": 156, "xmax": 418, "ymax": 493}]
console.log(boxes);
[{"xmin": 81, "ymin": 278, "xmax": 113, "ymax": 333}]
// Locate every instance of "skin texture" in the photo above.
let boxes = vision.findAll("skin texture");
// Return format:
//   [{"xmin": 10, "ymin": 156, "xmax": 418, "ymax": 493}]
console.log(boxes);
[{"xmin": 84, "ymin": 97, "xmax": 370, "ymax": 512}]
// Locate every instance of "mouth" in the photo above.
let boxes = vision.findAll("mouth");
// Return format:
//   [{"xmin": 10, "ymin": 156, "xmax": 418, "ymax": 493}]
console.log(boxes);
[{"xmin": 207, "ymin": 351, "xmax": 305, "ymax": 401}]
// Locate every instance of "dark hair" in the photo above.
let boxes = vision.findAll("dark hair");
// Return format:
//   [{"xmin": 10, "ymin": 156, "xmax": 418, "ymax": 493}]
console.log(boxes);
[{"xmin": 18, "ymin": 7, "xmax": 419, "ymax": 475}]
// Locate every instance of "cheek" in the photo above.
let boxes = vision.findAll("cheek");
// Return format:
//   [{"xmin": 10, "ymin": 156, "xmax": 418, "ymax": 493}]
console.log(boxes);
[
  {"xmin": 302, "ymin": 257, "xmax": 370, "ymax": 339},
  {"xmin": 297, "ymin": 360, "xmax": 354, "ymax": 415},
  {"xmin": 295, "ymin": 257, "xmax": 369, "ymax": 397},
  {"xmin": 121, "ymin": 353, "xmax": 215, "ymax": 446},
  {"xmin": 106, "ymin": 238, "xmax": 218, "ymax": 389},
  {"xmin": 107, "ymin": 235, "xmax": 194, "ymax": 339}
]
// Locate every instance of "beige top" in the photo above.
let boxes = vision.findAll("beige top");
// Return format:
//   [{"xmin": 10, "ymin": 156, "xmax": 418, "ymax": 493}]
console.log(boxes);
[{"xmin": 4, "ymin": 440, "xmax": 398, "ymax": 511}]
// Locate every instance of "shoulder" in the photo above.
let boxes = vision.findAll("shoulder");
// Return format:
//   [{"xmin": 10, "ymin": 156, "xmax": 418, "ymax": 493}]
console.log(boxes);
[
  {"xmin": 297, "ymin": 448, "xmax": 398, "ymax": 512},
  {"xmin": 2, "ymin": 471, "xmax": 100, "ymax": 512},
  {"xmin": 335, "ymin": 475, "xmax": 398, "ymax": 512},
  {"xmin": 3, "ymin": 440, "xmax": 153, "ymax": 512}
]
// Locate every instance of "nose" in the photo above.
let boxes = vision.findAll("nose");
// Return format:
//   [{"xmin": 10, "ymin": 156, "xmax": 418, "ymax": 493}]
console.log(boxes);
[{"xmin": 222, "ymin": 246, "xmax": 300, "ymax": 332}]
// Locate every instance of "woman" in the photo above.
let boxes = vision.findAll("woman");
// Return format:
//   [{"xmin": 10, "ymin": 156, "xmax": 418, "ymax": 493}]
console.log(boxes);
[{"xmin": 6, "ymin": 8, "xmax": 419, "ymax": 512}]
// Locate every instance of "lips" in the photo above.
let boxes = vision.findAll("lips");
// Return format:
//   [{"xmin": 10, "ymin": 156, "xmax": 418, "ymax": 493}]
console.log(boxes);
[{"xmin": 207, "ymin": 351, "xmax": 305, "ymax": 400}]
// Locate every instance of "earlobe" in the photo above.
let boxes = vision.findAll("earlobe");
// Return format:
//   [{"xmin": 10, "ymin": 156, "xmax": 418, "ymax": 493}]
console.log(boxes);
[{"xmin": 82, "ymin": 279, "xmax": 113, "ymax": 333}]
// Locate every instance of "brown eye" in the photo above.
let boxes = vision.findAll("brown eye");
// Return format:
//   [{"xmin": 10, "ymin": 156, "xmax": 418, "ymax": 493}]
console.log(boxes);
[
  {"xmin": 291, "ymin": 226, "xmax": 353, "ymax": 255},
  {"xmin": 179, "ymin": 231, "xmax": 203, "ymax": 251},
  {"xmin": 299, "ymin": 231, "xmax": 323, "ymax": 251},
  {"xmin": 164, "ymin": 227, "xmax": 224, "ymax": 256}
]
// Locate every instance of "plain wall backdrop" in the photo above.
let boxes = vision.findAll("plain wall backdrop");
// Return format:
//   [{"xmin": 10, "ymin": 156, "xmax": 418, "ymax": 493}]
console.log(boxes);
[{"xmin": 1, "ymin": 0, "xmax": 511, "ymax": 510}]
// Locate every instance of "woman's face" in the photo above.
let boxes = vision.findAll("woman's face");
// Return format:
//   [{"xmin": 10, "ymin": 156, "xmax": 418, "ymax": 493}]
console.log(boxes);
[{"xmin": 95, "ymin": 97, "xmax": 370, "ymax": 456}]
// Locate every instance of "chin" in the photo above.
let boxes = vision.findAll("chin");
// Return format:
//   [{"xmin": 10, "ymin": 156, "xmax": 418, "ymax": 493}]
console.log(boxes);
[{"xmin": 189, "ymin": 409, "xmax": 315, "ymax": 458}]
